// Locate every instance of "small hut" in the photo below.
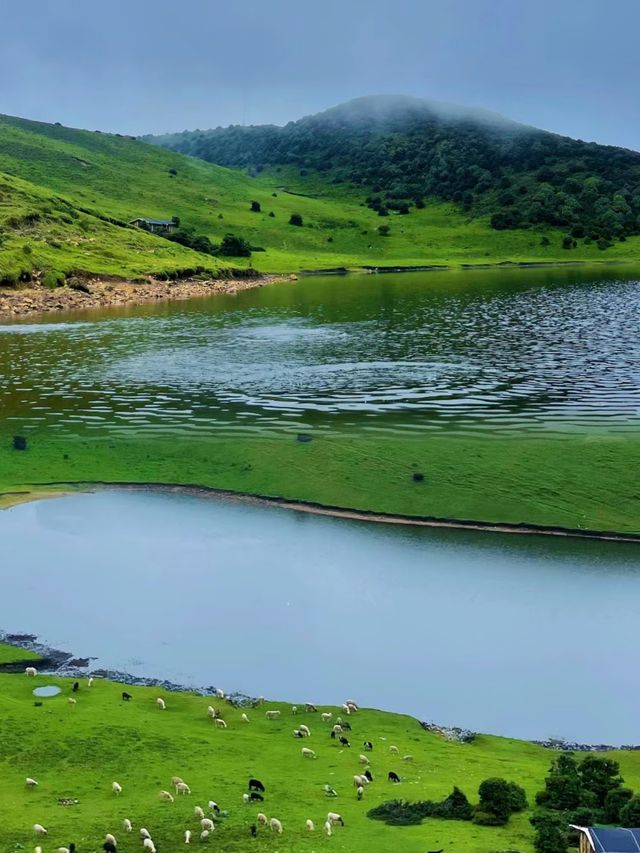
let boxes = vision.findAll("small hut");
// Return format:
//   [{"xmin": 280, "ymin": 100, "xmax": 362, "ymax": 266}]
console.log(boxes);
[
  {"xmin": 571, "ymin": 826, "xmax": 640, "ymax": 853},
  {"xmin": 129, "ymin": 218, "xmax": 177, "ymax": 234}
]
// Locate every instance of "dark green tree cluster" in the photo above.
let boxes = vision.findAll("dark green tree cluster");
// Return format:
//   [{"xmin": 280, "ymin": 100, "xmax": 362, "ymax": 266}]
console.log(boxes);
[
  {"xmin": 164, "ymin": 227, "xmax": 252, "ymax": 258},
  {"xmin": 473, "ymin": 778, "xmax": 528, "ymax": 826},
  {"xmin": 147, "ymin": 96, "xmax": 640, "ymax": 242}
]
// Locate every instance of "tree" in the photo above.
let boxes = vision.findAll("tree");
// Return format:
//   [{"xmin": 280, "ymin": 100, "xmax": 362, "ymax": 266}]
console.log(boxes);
[
  {"xmin": 604, "ymin": 788, "xmax": 633, "ymax": 823},
  {"xmin": 250, "ymin": 200, "xmax": 261, "ymax": 212},
  {"xmin": 289, "ymin": 213, "xmax": 303, "ymax": 226},
  {"xmin": 473, "ymin": 778, "xmax": 519, "ymax": 825},
  {"xmin": 378, "ymin": 225, "xmax": 390, "ymax": 236},
  {"xmin": 620, "ymin": 795, "xmax": 640, "ymax": 826},
  {"xmin": 217, "ymin": 234, "xmax": 252, "ymax": 257},
  {"xmin": 171, "ymin": 215, "xmax": 181, "ymax": 226},
  {"xmin": 532, "ymin": 813, "xmax": 568, "ymax": 853},
  {"xmin": 535, "ymin": 753, "xmax": 582, "ymax": 811},
  {"xmin": 562, "ymin": 235, "xmax": 574, "ymax": 249}
]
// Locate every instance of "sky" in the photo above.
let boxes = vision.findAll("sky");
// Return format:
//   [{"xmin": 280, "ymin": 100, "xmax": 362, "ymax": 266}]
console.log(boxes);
[{"xmin": 1, "ymin": 0, "xmax": 639, "ymax": 149}]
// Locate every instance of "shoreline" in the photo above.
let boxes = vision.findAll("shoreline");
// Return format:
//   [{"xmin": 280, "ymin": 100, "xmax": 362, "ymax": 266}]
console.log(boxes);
[
  {"xmin": 0, "ymin": 273, "xmax": 291, "ymax": 320},
  {"xmin": 5, "ymin": 480, "xmax": 640, "ymax": 543},
  {"xmin": 0, "ymin": 632, "xmax": 635, "ymax": 752}
]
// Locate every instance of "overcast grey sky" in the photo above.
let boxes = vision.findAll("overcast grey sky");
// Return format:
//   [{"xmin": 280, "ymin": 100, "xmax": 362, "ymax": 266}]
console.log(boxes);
[{"xmin": 1, "ymin": 0, "xmax": 638, "ymax": 149}]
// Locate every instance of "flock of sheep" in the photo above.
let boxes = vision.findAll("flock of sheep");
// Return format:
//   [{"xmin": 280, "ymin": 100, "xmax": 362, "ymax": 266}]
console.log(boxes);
[{"xmin": 22, "ymin": 668, "xmax": 415, "ymax": 849}]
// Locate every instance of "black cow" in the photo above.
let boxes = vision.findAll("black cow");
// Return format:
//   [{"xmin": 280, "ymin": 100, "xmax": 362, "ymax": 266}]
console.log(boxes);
[
  {"xmin": 72, "ymin": 682, "xmax": 79, "ymax": 693},
  {"xmin": 249, "ymin": 791, "xmax": 264, "ymax": 801},
  {"xmin": 339, "ymin": 736, "xmax": 350, "ymax": 747},
  {"xmin": 363, "ymin": 740, "xmax": 373, "ymax": 751},
  {"xmin": 122, "ymin": 691, "xmax": 132, "ymax": 701},
  {"xmin": 248, "ymin": 778, "xmax": 265, "ymax": 792},
  {"xmin": 388, "ymin": 771, "xmax": 400, "ymax": 783},
  {"xmin": 364, "ymin": 769, "xmax": 373, "ymax": 781}
]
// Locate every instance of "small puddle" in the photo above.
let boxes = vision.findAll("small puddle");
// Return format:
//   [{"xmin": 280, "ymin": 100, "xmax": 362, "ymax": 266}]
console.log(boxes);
[{"xmin": 33, "ymin": 685, "xmax": 61, "ymax": 698}]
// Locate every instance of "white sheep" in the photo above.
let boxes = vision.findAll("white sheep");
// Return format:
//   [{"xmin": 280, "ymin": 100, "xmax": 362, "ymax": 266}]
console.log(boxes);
[
  {"xmin": 68, "ymin": 697, "xmax": 76, "ymax": 706},
  {"xmin": 341, "ymin": 703, "xmax": 350, "ymax": 714},
  {"xmin": 206, "ymin": 706, "xmax": 216, "ymax": 718},
  {"xmin": 176, "ymin": 782, "xmax": 191, "ymax": 794},
  {"xmin": 105, "ymin": 833, "xmax": 117, "ymax": 846},
  {"xmin": 298, "ymin": 724, "xmax": 310, "ymax": 736},
  {"xmin": 208, "ymin": 801, "xmax": 219, "ymax": 814},
  {"xmin": 321, "ymin": 712, "xmax": 332, "ymax": 722},
  {"xmin": 327, "ymin": 812, "xmax": 344, "ymax": 825},
  {"xmin": 140, "ymin": 828, "xmax": 151, "ymax": 839},
  {"xmin": 301, "ymin": 747, "xmax": 316, "ymax": 758},
  {"xmin": 214, "ymin": 718, "xmax": 227, "ymax": 728},
  {"xmin": 346, "ymin": 699, "xmax": 359, "ymax": 709},
  {"xmin": 33, "ymin": 824, "xmax": 47, "ymax": 835},
  {"xmin": 35, "ymin": 847, "xmax": 43, "ymax": 853},
  {"xmin": 291, "ymin": 705, "xmax": 297, "ymax": 714},
  {"xmin": 265, "ymin": 710, "xmax": 280, "ymax": 719},
  {"xmin": 26, "ymin": 777, "xmax": 38, "ymax": 787},
  {"xmin": 257, "ymin": 812, "xmax": 268, "ymax": 824},
  {"xmin": 270, "ymin": 817, "xmax": 283, "ymax": 834},
  {"xmin": 123, "ymin": 818, "xmax": 132, "ymax": 832},
  {"xmin": 358, "ymin": 753, "xmax": 369, "ymax": 764},
  {"xmin": 353, "ymin": 774, "xmax": 363, "ymax": 786},
  {"xmin": 159, "ymin": 790, "xmax": 175, "ymax": 802},
  {"xmin": 143, "ymin": 838, "xmax": 156, "ymax": 852},
  {"xmin": 241, "ymin": 712, "xmax": 250, "ymax": 722},
  {"xmin": 357, "ymin": 784, "xmax": 364, "ymax": 800},
  {"xmin": 112, "ymin": 781, "xmax": 122, "ymax": 795},
  {"xmin": 25, "ymin": 667, "xmax": 38, "ymax": 677},
  {"xmin": 88, "ymin": 677, "xmax": 94, "ymax": 687},
  {"xmin": 243, "ymin": 793, "xmax": 250, "ymax": 803},
  {"xmin": 305, "ymin": 819, "xmax": 315, "ymax": 831},
  {"xmin": 171, "ymin": 775, "xmax": 184, "ymax": 786},
  {"xmin": 323, "ymin": 820, "xmax": 332, "ymax": 836},
  {"xmin": 215, "ymin": 688, "xmax": 224, "ymax": 699},
  {"xmin": 403, "ymin": 754, "xmax": 414, "ymax": 762},
  {"xmin": 200, "ymin": 818, "xmax": 214, "ymax": 831},
  {"xmin": 156, "ymin": 697, "xmax": 166, "ymax": 710},
  {"xmin": 194, "ymin": 805, "xmax": 205, "ymax": 818},
  {"xmin": 332, "ymin": 724, "xmax": 343, "ymax": 734},
  {"xmin": 184, "ymin": 830, "xmax": 192, "ymax": 844},
  {"xmin": 58, "ymin": 847, "xmax": 71, "ymax": 853},
  {"xmin": 389, "ymin": 745, "xmax": 399, "ymax": 754},
  {"xmin": 199, "ymin": 830, "xmax": 209, "ymax": 842}
]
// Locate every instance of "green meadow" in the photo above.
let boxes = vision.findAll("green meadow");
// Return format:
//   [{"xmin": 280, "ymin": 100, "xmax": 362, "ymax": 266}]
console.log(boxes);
[
  {"xmin": 3, "ymin": 114, "xmax": 640, "ymax": 284},
  {"xmin": 2, "ymin": 641, "xmax": 639, "ymax": 853}
]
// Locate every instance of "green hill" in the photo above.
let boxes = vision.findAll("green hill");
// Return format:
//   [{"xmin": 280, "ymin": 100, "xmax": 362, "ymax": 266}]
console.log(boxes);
[{"xmin": 2, "ymin": 103, "xmax": 640, "ymax": 285}]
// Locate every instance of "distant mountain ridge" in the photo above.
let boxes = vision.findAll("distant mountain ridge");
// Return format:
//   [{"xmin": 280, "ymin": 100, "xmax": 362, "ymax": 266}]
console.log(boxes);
[{"xmin": 147, "ymin": 94, "xmax": 640, "ymax": 242}]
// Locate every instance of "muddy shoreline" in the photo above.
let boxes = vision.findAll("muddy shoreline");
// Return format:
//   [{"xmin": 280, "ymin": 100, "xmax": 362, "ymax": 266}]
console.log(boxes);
[{"xmin": 0, "ymin": 273, "xmax": 290, "ymax": 320}]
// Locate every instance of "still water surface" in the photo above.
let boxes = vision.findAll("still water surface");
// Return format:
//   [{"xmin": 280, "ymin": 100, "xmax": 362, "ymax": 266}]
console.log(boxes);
[{"xmin": 2, "ymin": 490, "xmax": 639, "ymax": 744}]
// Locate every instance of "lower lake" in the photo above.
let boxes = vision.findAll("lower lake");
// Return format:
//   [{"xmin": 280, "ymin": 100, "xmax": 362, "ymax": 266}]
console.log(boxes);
[{"xmin": 2, "ymin": 489, "xmax": 639, "ymax": 745}]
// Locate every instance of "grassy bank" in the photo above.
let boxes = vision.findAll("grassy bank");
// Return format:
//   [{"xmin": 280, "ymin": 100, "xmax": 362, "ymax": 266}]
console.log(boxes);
[
  {"xmin": 1, "ymin": 639, "xmax": 639, "ymax": 853},
  {"xmin": 1, "ymin": 430, "xmax": 639, "ymax": 534}
]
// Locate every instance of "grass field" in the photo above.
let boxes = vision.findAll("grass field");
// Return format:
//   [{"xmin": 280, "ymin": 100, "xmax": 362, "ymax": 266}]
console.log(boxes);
[
  {"xmin": 2, "ymin": 639, "xmax": 639, "ymax": 853},
  {"xmin": 4, "ymin": 114, "xmax": 640, "ymax": 283},
  {"xmin": 1, "ymin": 429, "xmax": 639, "ymax": 534}
]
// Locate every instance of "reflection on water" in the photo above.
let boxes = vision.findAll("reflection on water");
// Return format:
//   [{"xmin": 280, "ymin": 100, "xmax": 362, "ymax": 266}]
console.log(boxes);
[
  {"xmin": 2, "ymin": 490, "xmax": 640, "ymax": 743},
  {"xmin": 1, "ymin": 267, "xmax": 640, "ymax": 439}
]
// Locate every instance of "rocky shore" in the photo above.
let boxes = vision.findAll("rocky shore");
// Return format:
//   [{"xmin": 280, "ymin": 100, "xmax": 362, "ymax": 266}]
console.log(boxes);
[{"xmin": 0, "ymin": 274, "xmax": 290, "ymax": 319}]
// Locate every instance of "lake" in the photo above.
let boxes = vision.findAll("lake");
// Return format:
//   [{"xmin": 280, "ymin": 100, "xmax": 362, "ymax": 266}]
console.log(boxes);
[{"xmin": 2, "ymin": 488, "xmax": 640, "ymax": 745}]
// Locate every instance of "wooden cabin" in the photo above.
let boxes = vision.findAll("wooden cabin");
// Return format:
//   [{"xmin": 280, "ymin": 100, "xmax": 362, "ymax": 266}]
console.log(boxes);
[
  {"xmin": 129, "ymin": 218, "xmax": 177, "ymax": 234},
  {"xmin": 571, "ymin": 826, "xmax": 640, "ymax": 853}
]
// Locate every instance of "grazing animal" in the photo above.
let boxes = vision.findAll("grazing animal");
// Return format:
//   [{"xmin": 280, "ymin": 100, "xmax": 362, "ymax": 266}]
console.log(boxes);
[
  {"xmin": 332, "ymin": 724, "xmax": 343, "ymax": 734},
  {"xmin": 72, "ymin": 681, "xmax": 79, "ymax": 692},
  {"xmin": 112, "ymin": 781, "xmax": 122, "ymax": 795},
  {"xmin": 324, "ymin": 785, "xmax": 338, "ymax": 797},
  {"xmin": 388, "ymin": 771, "xmax": 400, "ymax": 783},
  {"xmin": 323, "ymin": 820, "xmax": 332, "ymax": 836},
  {"xmin": 159, "ymin": 789, "xmax": 175, "ymax": 802},
  {"xmin": 250, "ymin": 791, "xmax": 264, "ymax": 801},
  {"xmin": 208, "ymin": 800, "xmax": 220, "ymax": 814},
  {"xmin": 215, "ymin": 688, "xmax": 224, "ymax": 699},
  {"xmin": 304, "ymin": 703, "xmax": 317, "ymax": 712},
  {"xmin": 250, "ymin": 824, "xmax": 257, "ymax": 837},
  {"xmin": 339, "ymin": 736, "xmax": 350, "ymax": 747},
  {"xmin": 301, "ymin": 747, "xmax": 316, "ymax": 758},
  {"xmin": 249, "ymin": 778, "xmax": 265, "ymax": 792},
  {"xmin": 403, "ymin": 754, "xmax": 414, "ymax": 762},
  {"xmin": 341, "ymin": 703, "xmax": 350, "ymax": 714},
  {"xmin": 123, "ymin": 818, "xmax": 132, "ymax": 832},
  {"xmin": 265, "ymin": 710, "xmax": 280, "ymax": 719},
  {"xmin": 242, "ymin": 793, "xmax": 250, "ymax": 804},
  {"xmin": 104, "ymin": 833, "xmax": 117, "ymax": 846},
  {"xmin": 306, "ymin": 819, "xmax": 315, "ymax": 831},
  {"xmin": 291, "ymin": 705, "xmax": 297, "ymax": 714},
  {"xmin": 185, "ymin": 829, "xmax": 192, "ymax": 843},
  {"xmin": 206, "ymin": 706, "xmax": 217, "ymax": 718},
  {"xmin": 200, "ymin": 818, "xmax": 214, "ymax": 831},
  {"xmin": 257, "ymin": 813, "xmax": 268, "ymax": 825},
  {"xmin": 26, "ymin": 777, "xmax": 38, "ymax": 787},
  {"xmin": 68, "ymin": 697, "xmax": 76, "ymax": 706},
  {"xmin": 298, "ymin": 724, "xmax": 311, "ymax": 736},
  {"xmin": 36, "ymin": 848, "xmax": 43, "ymax": 853},
  {"xmin": 269, "ymin": 817, "xmax": 283, "ymax": 834},
  {"xmin": 358, "ymin": 754, "xmax": 369, "ymax": 764},
  {"xmin": 121, "ymin": 692, "xmax": 132, "ymax": 701},
  {"xmin": 341, "ymin": 720, "xmax": 352, "ymax": 731},
  {"xmin": 194, "ymin": 806, "xmax": 204, "ymax": 818},
  {"xmin": 346, "ymin": 701, "xmax": 359, "ymax": 712},
  {"xmin": 140, "ymin": 829, "xmax": 151, "ymax": 839},
  {"xmin": 357, "ymin": 785, "xmax": 364, "ymax": 800},
  {"xmin": 143, "ymin": 839, "xmax": 156, "ymax": 852},
  {"xmin": 103, "ymin": 844, "xmax": 117, "ymax": 853},
  {"xmin": 353, "ymin": 774, "xmax": 365, "ymax": 787},
  {"xmin": 214, "ymin": 718, "xmax": 227, "ymax": 728},
  {"xmin": 172, "ymin": 775, "xmax": 184, "ymax": 786},
  {"xmin": 88, "ymin": 677, "xmax": 94, "ymax": 687},
  {"xmin": 363, "ymin": 740, "xmax": 373, "ymax": 751},
  {"xmin": 25, "ymin": 667, "xmax": 38, "ymax": 677},
  {"xmin": 389, "ymin": 745, "xmax": 399, "ymax": 754},
  {"xmin": 364, "ymin": 769, "xmax": 373, "ymax": 782},
  {"xmin": 33, "ymin": 824, "xmax": 47, "ymax": 836},
  {"xmin": 321, "ymin": 712, "xmax": 332, "ymax": 721},
  {"xmin": 327, "ymin": 811, "xmax": 344, "ymax": 826},
  {"xmin": 199, "ymin": 830, "xmax": 209, "ymax": 842},
  {"xmin": 241, "ymin": 712, "xmax": 250, "ymax": 722},
  {"xmin": 293, "ymin": 729, "xmax": 304, "ymax": 738},
  {"xmin": 156, "ymin": 697, "xmax": 166, "ymax": 710},
  {"xmin": 176, "ymin": 782, "xmax": 191, "ymax": 794}
]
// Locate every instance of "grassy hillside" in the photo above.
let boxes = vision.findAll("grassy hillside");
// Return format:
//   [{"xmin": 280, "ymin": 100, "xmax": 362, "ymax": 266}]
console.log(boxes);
[
  {"xmin": 3, "ymin": 652, "xmax": 640, "ymax": 853},
  {"xmin": 3, "ymin": 112, "xmax": 640, "ymax": 284}
]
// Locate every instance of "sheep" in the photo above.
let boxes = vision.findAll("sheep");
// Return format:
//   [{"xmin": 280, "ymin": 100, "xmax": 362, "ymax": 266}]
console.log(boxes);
[
  {"xmin": 176, "ymin": 782, "xmax": 191, "ymax": 794},
  {"xmin": 323, "ymin": 820, "xmax": 332, "ymax": 836},
  {"xmin": 25, "ymin": 667, "xmax": 38, "ymax": 677},
  {"xmin": 156, "ymin": 697, "xmax": 166, "ymax": 710},
  {"xmin": 208, "ymin": 800, "xmax": 220, "ymax": 814},
  {"xmin": 103, "ymin": 844, "xmax": 116, "ymax": 853},
  {"xmin": 88, "ymin": 677, "xmax": 94, "ymax": 687},
  {"xmin": 68, "ymin": 697, "xmax": 76, "ymax": 706},
  {"xmin": 214, "ymin": 718, "xmax": 227, "ymax": 728},
  {"xmin": 143, "ymin": 839, "xmax": 156, "ymax": 852},
  {"xmin": 241, "ymin": 712, "xmax": 250, "ymax": 722},
  {"xmin": 304, "ymin": 703, "xmax": 317, "ymax": 712},
  {"xmin": 402, "ymin": 754, "xmax": 414, "ymax": 762},
  {"xmin": 194, "ymin": 805, "xmax": 205, "ymax": 818},
  {"xmin": 250, "ymin": 791, "xmax": 264, "ymax": 802},
  {"xmin": 339, "ymin": 736, "xmax": 350, "ymax": 747},
  {"xmin": 305, "ymin": 819, "xmax": 315, "ymax": 831},
  {"xmin": 123, "ymin": 818, "xmax": 132, "ymax": 832},
  {"xmin": 206, "ymin": 706, "xmax": 217, "ymax": 718},
  {"xmin": 389, "ymin": 745, "xmax": 399, "ymax": 754},
  {"xmin": 104, "ymin": 833, "xmax": 117, "ymax": 846},
  {"xmin": 341, "ymin": 703, "xmax": 350, "ymax": 714},
  {"xmin": 293, "ymin": 729, "xmax": 304, "ymax": 738},
  {"xmin": 35, "ymin": 848, "xmax": 43, "ymax": 853},
  {"xmin": 199, "ymin": 830, "xmax": 209, "ymax": 843},
  {"xmin": 353, "ymin": 774, "xmax": 364, "ymax": 787},
  {"xmin": 26, "ymin": 777, "xmax": 38, "ymax": 787},
  {"xmin": 249, "ymin": 778, "xmax": 265, "ymax": 792},
  {"xmin": 265, "ymin": 710, "xmax": 280, "ymax": 719},
  {"xmin": 269, "ymin": 817, "xmax": 283, "ymax": 834},
  {"xmin": 159, "ymin": 790, "xmax": 175, "ymax": 802},
  {"xmin": 215, "ymin": 688, "xmax": 224, "ymax": 699},
  {"xmin": 358, "ymin": 753, "xmax": 369, "ymax": 764},
  {"xmin": 257, "ymin": 812, "xmax": 268, "ymax": 824},
  {"xmin": 122, "ymin": 691, "xmax": 132, "ymax": 701},
  {"xmin": 139, "ymin": 828, "xmax": 151, "ymax": 839},
  {"xmin": 301, "ymin": 747, "xmax": 316, "ymax": 758},
  {"xmin": 291, "ymin": 705, "xmax": 298, "ymax": 714},
  {"xmin": 346, "ymin": 699, "xmax": 359, "ymax": 709},
  {"xmin": 72, "ymin": 681, "xmax": 79, "ymax": 693},
  {"xmin": 363, "ymin": 740, "xmax": 373, "ymax": 751},
  {"xmin": 112, "ymin": 781, "xmax": 122, "ymax": 795},
  {"xmin": 388, "ymin": 771, "xmax": 400, "ymax": 783},
  {"xmin": 298, "ymin": 724, "xmax": 311, "ymax": 736},
  {"xmin": 324, "ymin": 785, "xmax": 338, "ymax": 797},
  {"xmin": 242, "ymin": 793, "xmax": 250, "ymax": 804},
  {"xmin": 332, "ymin": 724, "xmax": 343, "ymax": 734},
  {"xmin": 357, "ymin": 785, "xmax": 364, "ymax": 800},
  {"xmin": 33, "ymin": 824, "xmax": 47, "ymax": 835},
  {"xmin": 200, "ymin": 818, "xmax": 214, "ymax": 831},
  {"xmin": 327, "ymin": 811, "xmax": 344, "ymax": 826},
  {"xmin": 321, "ymin": 712, "xmax": 332, "ymax": 722},
  {"xmin": 184, "ymin": 830, "xmax": 192, "ymax": 843}
]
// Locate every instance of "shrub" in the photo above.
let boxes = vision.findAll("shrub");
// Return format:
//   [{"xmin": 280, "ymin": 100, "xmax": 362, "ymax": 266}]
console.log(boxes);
[
  {"xmin": 620, "ymin": 795, "xmax": 640, "ymax": 826},
  {"xmin": 22, "ymin": 244, "xmax": 32, "ymax": 255},
  {"xmin": 42, "ymin": 270, "xmax": 65, "ymax": 289},
  {"xmin": 378, "ymin": 225, "xmax": 390, "ymax": 236},
  {"xmin": 473, "ymin": 778, "xmax": 525, "ymax": 825},
  {"xmin": 597, "ymin": 238, "xmax": 612, "ymax": 250},
  {"xmin": 289, "ymin": 213, "xmax": 303, "ymax": 226},
  {"xmin": 250, "ymin": 200, "xmax": 261, "ymax": 212},
  {"xmin": 473, "ymin": 810, "xmax": 507, "ymax": 826},
  {"xmin": 562, "ymin": 235, "xmax": 574, "ymax": 249},
  {"xmin": 540, "ymin": 236, "xmax": 550, "ymax": 246},
  {"xmin": 377, "ymin": 206, "xmax": 389, "ymax": 216},
  {"xmin": 168, "ymin": 168, "xmax": 177, "ymax": 176},
  {"xmin": 268, "ymin": 211, "xmax": 275, "ymax": 217},
  {"xmin": 218, "ymin": 234, "xmax": 252, "ymax": 257},
  {"xmin": 327, "ymin": 236, "xmax": 333, "ymax": 242}
]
